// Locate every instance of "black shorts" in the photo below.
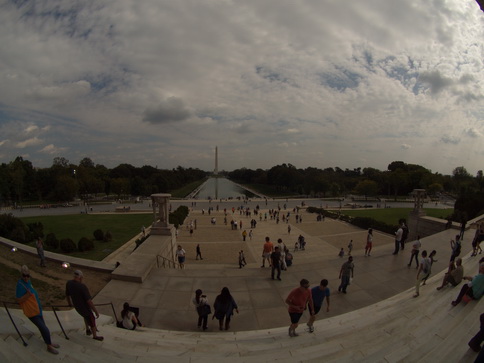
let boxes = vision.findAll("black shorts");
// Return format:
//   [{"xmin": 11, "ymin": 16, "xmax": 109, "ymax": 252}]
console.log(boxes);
[
  {"xmin": 289, "ymin": 312, "xmax": 303, "ymax": 324},
  {"xmin": 313, "ymin": 305, "xmax": 322, "ymax": 315}
]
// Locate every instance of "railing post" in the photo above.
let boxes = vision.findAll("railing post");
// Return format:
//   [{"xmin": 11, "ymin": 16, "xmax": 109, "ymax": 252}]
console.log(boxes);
[
  {"xmin": 2, "ymin": 302, "xmax": 28, "ymax": 346},
  {"xmin": 51, "ymin": 306, "xmax": 69, "ymax": 340}
]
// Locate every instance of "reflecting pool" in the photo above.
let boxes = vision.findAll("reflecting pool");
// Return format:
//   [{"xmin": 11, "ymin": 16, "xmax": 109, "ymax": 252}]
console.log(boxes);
[{"xmin": 194, "ymin": 177, "xmax": 257, "ymax": 199}]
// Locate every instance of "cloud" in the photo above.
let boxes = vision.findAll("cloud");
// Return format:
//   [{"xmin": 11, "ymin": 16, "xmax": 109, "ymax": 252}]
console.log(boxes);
[
  {"xmin": 418, "ymin": 71, "xmax": 453, "ymax": 95},
  {"xmin": 25, "ymin": 125, "xmax": 39, "ymax": 133},
  {"xmin": 142, "ymin": 97, "xmax": 191, "ymax": 124},
  {"xmin": 0, "ymin": 0, "xmax": 482, "ymax": 175},
  {"xmin": 465, "ymin": 128, "xmax": 482, "ymax": 138},
  {"xmin": 15, "ymin": 137, "xmax": 43, "ymax": 148},
  {"xmin": 40, "ymin": 144, "xmax": 67, "ymax": 154},
  {"xmin": 440, "ymin": 135, "xmax": 460, "ymax": 145}
]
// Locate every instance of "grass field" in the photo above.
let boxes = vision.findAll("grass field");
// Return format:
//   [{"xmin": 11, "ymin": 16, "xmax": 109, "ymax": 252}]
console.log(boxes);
[
  {"xmin": 20, "ymin": 214, "xmax": 153, "ymax": 260},
  {"xmin": 340, "ymin": 208, "xmax": 454, "ymax": 225}
]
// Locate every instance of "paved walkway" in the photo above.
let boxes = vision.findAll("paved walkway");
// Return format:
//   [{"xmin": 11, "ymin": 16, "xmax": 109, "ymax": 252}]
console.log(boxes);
[{"xmin": 94, "ymin": 208, "xmax": 475, "ymax": 332}]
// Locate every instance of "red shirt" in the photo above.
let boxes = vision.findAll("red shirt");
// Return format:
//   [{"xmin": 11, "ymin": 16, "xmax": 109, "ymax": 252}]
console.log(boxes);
[
  {"xmin": 286, "ymin": 287, "xmax": 313, "ymax": 313},
  {"xmin": 263, "ymin": 241, "xmax": 274, "ymax": 253}
]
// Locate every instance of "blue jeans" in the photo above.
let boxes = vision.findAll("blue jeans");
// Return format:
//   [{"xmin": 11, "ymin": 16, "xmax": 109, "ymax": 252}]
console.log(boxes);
[
  {"xmin": 29, "ymin": 315, "xmax": 52, "ymax": 345},
  {"xmin": 339, "ymin": 275, "xmax": 350, "ymax": 292}
]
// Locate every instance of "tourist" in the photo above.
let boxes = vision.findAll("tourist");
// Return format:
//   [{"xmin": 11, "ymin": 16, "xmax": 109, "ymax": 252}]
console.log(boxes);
[
  {"xmin": 338, "ymin": 248, "xmax": 344, "ymax": 258},
  {"xmin": 408, "ymin": 236, "xmax": 421, "ymax": 268},
  {"xmin": 16, "ymin": 265, "xmax": 60, "ymax": 354},
  {"xmin": 277, "ymin": 238, "xmax": 288, "ymax": 270},
  {"xmin": 306, "ymin": 279, "xmax": 330, "ymax": 333},
  {"xmin": 471, "ymin": 223, "xmax": 484, "ymax": 256},
  {"xmin": 213, "ymin": 287, "xmax": 238, "ymax": 331},
  {"xmin": 393, "ymin": 222, "xmax": 404, "ymax": 255},
  {"xmin": 261, "ymin": 237, "xmax": 273, "ymax": 268},
  {"xmin": 65, "ymin": 270, "xmax": 104, "ymax": 341},
  {"xmin": 437, "ymin": 258, "xmax": 464, "ymax": 290},
  {"xmin": 347, "ymin": 240, "xmax": 353, "ymax": 256},
  {"xmin": 413, "ymin": 250, "xmax": 430, "ymax": 298},
  {"xmin": 242, "ymin": 230, "xmax": 247, "ymax": 241},
  {"xmin": 338, "ymin": 256, "xmax": 354, "ymax": 293},
  {"xmin": 451, "ymin": 263, "xmax": 484, "ymax": 306},
  {"xmin": 36, "ymin": 237, "xmax": 46, "ymax": 267},
  {"xmin": 193, "ymin": 289, "xmax": 210, "ymax": 331},
  {"xmin": 400, "ymin": 220, "xmax": 409, "ymax": 251},
  {"xmin": 121, "ymin": 302, "xmax": 141, "ymax": 330},
  {"xmin": 238, "ymin": 250, "xmax": 247, "ymax": 268},
  {"xmin": 285, "ymin": 279, "xmax": 314, "ymax": 337},
  {"xmin": 450, "ymin": 235, "xmax": 462, "ymax": 262},
  {"xmin": 423, "ymin": 250, "xmax": 437, "ymax": 285},
  {"xmin": 196, "ymin": 244, "xmax": 203, "ymax": 260},
  {"xmin": 176, "ymin": 245, "xmax": 186, "ymax": 269},
  {"xmin": 365, "ymin": 228, "xmax": 373, "ymax": 256},
  {"xmin": 271, "ymin": 246, "xmax": 282, "ymax": 280}
]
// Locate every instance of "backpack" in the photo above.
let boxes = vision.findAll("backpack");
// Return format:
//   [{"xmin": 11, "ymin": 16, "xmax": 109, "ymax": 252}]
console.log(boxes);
[{"xmin": 422, "ymin": 258, "xmax": 430, "ymax": 275}]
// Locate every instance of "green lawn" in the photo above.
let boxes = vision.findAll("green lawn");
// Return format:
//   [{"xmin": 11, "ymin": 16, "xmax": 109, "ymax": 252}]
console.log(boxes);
[
  {"xmin": 340, "ymin": 208, "xmax": 454, "ymax": 225},
  {"xmin": 20, "ymin": 214, "xmax": 153, "ymax": 261}
]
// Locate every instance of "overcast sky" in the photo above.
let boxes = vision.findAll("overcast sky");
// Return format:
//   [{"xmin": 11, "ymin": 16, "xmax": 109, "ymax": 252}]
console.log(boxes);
[{"xmin": 1, "ymin": 0, "xmax": 483, "ymax": 175}]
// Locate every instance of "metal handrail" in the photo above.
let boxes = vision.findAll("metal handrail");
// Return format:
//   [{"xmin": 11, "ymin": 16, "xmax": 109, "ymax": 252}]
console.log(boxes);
[
  {"xmin": 1, "ymin": 301, "xmax": 28, "ymax": 346},
  {"xmin": 1, "ymin": 300, "xmax": 118, "ymax": 345},
  {"xmin": 49, "ymin": 302, "xmax": 119, "ymax": 340},
  {"xmin": 156, "ymin": 255, "xmax": 180, "ymax": 269}
]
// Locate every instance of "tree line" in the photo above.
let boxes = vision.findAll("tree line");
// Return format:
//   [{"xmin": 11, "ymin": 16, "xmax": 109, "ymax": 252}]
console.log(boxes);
[
  {"xmin": 228, "ymin": 161, "xmax": 483, "ymax": 198},
  {"xmin": 1, "ymin": 156, "xmax": 483, "ymax": 219},
  {"xmin": 0, "ymin": 156, "xmax": 208, "ymax": 206}
]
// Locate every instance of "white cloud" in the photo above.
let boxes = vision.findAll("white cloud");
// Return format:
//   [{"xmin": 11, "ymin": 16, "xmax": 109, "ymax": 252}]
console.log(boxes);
[
  {"xmin": 16, "ymin": 137, "xmax": 43, "ymax": 148},
  {"xmin": 40, "ymin": 144, "xmax": 67, "ymax": 155},
  {"xmin": 0, "ymin": 0, "xmax": 482, "ymax": 174}
]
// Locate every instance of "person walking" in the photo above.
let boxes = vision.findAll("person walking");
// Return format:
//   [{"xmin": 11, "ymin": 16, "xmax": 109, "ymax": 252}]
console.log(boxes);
[
  {"xmin": 285, "ymin": 279, "xmax": 314, "ymax": 337},
  {"xmin": 413, "ymin": 250, "xmax": 431, "ymax": 298},
  {"xmin": 271, "ymin": 246, "xmax": 282, "ymax": 280},
  {"xmin": 35, "ymin": 237, "xmax": 46, "ymax": 267},
  {"xmin": 408, "ymin": 236, "xmax": 421, "ymax": 268},
  {"xmin": 365, "ymin": 229, "xmax": 373, "ymax": 256},
  {"xmin": 238, "ymin": 250, "xmax": 247, "ymax": 268},
  {"xmin": 277, "ymin": 238, "xmax": 288, "ymax": 270},
  {"xmin": 176, "ymin": 245, "xmax": 186, "ymax": 269},
  {"xmin": 65, "ymin": 270, "xmax": 104, "ymax": 341},
  {"xmin": 193, "ymin": 289, "xmax": 210, "ymax": 331},
  {"xmin": 338, "ymin": 256, "xmax": 354, "ymax": 294},
  {"xmin": 261, "ymin": 237, "xmax": 273, "ymax": 268},
  {"xmin": 213, "ymin": 287, "xmax": 238, "ymax": 331},
  {"xmin": 196, "ymin": 244, "xmax": 203, "ymax": 260},
  {"xmin": 306, "ymin": 279, "xmax": 330, "ymax": 333},
  {"xmin": 393, "ymin": 222, "xmax": 404, "ymax": 255},
  {"xmin": 16, "ymin": 265, "xmax": 60, "ymax": 354}
]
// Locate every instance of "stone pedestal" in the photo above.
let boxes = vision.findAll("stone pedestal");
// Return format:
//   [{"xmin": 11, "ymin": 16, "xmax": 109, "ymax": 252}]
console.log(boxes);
[
  {"xmin": 151, "ymin": 193, "xmax": 174, "ymax": 235},
  {"xmin": 408, "ymin": 189, "xmax": 427, "ymax": 240}
]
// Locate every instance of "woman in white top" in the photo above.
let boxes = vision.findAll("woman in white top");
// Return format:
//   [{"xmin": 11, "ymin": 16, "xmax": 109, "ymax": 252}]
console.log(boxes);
[{"xmin": 121, "ymin": 302, "xmax": 140, "ymax": 330}]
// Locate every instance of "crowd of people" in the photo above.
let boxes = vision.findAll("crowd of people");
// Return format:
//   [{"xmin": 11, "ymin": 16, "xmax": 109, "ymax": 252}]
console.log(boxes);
[{"xmin": 12, "ymin": 206, "xmax": 484, "ymax": 358}]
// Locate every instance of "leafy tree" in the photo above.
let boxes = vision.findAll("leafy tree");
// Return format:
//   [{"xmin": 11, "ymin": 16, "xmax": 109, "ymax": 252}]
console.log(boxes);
[{"xmin": 355, "ymin": 180, "xmax": 378, "ymax": 199}]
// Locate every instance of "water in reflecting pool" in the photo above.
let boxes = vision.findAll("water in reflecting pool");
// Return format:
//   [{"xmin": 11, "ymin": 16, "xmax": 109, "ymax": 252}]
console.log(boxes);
[{"xmin": 194, "ymin": 177, "xmax": 257, "ymax": 199}]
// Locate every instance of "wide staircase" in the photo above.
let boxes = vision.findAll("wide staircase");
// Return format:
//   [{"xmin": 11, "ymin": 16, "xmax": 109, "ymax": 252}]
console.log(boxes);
[{"xmin": 1, "ymin": 252, "xmax": 482, "ymax": 362}]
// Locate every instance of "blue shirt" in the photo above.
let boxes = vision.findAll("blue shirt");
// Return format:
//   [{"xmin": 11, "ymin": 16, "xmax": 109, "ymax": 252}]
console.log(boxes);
[
  {"xmin": 471, "ymin": 273, "xmax": 484, "ymax": 300},
  {"xmin": 16, "ymin": 279, "xmax": 42, "ymax": 316},
  {"xmin": 311, "ymin": 286, "xmax": 330, "ymax": 307}
]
